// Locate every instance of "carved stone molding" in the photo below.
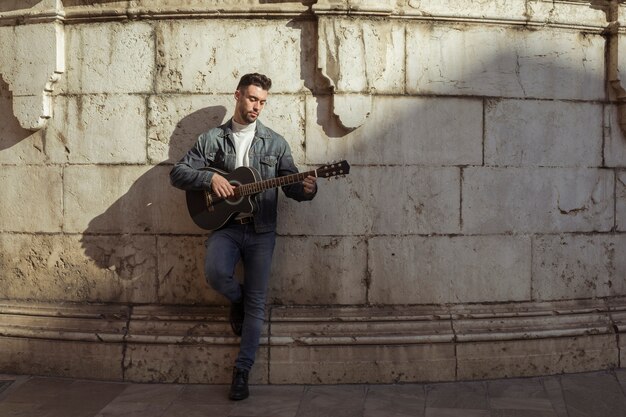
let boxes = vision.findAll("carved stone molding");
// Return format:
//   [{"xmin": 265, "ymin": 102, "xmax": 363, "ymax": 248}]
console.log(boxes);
[
  {"xmin": 605, "ymin": 2, "xmax": 626, "ymax": 138},
  {"xmin": 0, "ymin": 0, "xmax": 64, "ymax": 131},
  {"xmin": 314, "ymin": 15, "xmax": 404, "ymax": 129},
  {"xmin": 312, "ymin": 0, "xmax": 394, "ymax": 15},
  {"xmin": 0, "ymin": 298, "xmax": 623, "ymax": 383}
]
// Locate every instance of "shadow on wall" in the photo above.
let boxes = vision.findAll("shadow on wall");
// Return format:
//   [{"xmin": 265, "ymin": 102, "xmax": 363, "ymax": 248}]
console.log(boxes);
[
  {"xmin": 78, "ymin": 105, "xmax": 227, "ymax": 302},
  {"xmin": 60, "ymin": 0, "xmax": 118, "ymax": 6},
  {"xmin": 2, "ymin": 12, "xmax": 613, "ymax": 305},
  {"xmin": 0, "ymin": 75, "xmax": 33, "ymax": 148},
  {"xmin": 72, "ymin": 12, "xmax": 323, "ymax": 305},
  {"xmin": 286, "ymin": 19, "xmax": 353, "ymax": 138},
  {"xmin": 0, "ymin": 0, "xmax": 43, "ymax": 12}
]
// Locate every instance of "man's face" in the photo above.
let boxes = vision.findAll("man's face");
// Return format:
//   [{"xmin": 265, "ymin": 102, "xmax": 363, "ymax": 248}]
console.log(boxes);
[{"xmin": 234, "ymin": 84, "xmax": 268, "ymax": 124}]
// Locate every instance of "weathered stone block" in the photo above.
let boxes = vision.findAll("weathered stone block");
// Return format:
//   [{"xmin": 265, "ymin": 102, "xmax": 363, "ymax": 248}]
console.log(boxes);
[
  {"xmin": 485, "ymin": 99, "xmax": 603, "ymax": 167},
  {"xmin": 125, "ymin": 306, "xmax": 268, "ymax": 383},
  {"xmin": 368, "ymin": 235, "xmax": 531, "ymax": 304},
  {"xmin": 62, "ymin": 22, "xmax": 154, "ymax": 94},
  {"xmin": 0, "ymin": 18, "xmax": 64, "ymax": 130},
  {"xmin": 0, "ymin": 23, "xmax": 60, "ymax": 97},
  {"xmin": 0, "ymin": 0, "xmax": 60, "ymax": 12},
  {"xmin": 269, "ymin": 344, "xmax": 455, "ymax": 384},
  {"xmin": 124, "ymin": 344, "xmax": 268, "ymax": 383},
  {"xmin": 0, "ymin": 67, "xmax": 48, "ymax": 162},
  {"xmin": 278, "ymin": 166, "xmax": 460, "ymax": 236},
  {"xmin": 463, "ymin": 167, "xmax": 614, "ymax": 234},
  {"xmin": 124, "ymin": 342, "xmax": 268, "ymax": 384},
  {"xmin": 148, "ymin": 95, "xmax": 228, "ymax": 165},
  {"xmin": 525, "ymin": 0, "xmax": 608, "ymax": 27},
  {"xmin": 64, "ymin": 165, "xmax": 200, "ymax": 234},
  {"xmin": 407, "ymin": 24, "xmax": 604, "ymax": 100},
  {"xmin": 305, "ymin": 95, "xmax": 482, "ymax": 166},
  {"xmin": 155, "ymin": 20, "xmax": 315, "ymax": 93},
  {"xmin": 532, "ymin": 234, "xmax": 626, "ymax": 301},
  {"xmin": 403, "ymin": 0, "xmax": 527, "ymax": 22},
  {"xmin": 403, "ymin": 0, "xmax": 606, "ymax": 27},
  {"xmin": 618, "ymin": 171, "xmax": 626, "ymax": 231},
  {"xmin": 453, "ymin": 301, "xmax": 617, "ymax": 378},
  {"xmin": 148, "ymin": 94, "xmax": 305, "ymax": 165},
  {"xmin": 0, "ymin": 234, "xmax": 158, "ymax": 303},
  {"xmin": 0, "ymin": 337, "xmax": 124, "ymax": 380},
  {"xmin": 457, "ymin": 335, "xmax": 618, "ymax": 380},
  {"xmin": 46, "ymin": 94, "xmax": 148, "ymax": 164},
  {"xmin": 63, "ymin": 0, "xmax": 131, "ymax": 9},
  {"xmin": 0, "ymin": 129, "xmax": 47, "ymax": 165},
  {"xmin": 452, "ymin": 302, "xmax": 613, "ymax": 343},
  {"xmin": 278, "ymin": 166, "xmax": 363, "ymax": 236},
  {"xmin": 270, "ymin": 306, "xmax": 455, "ymax": 384},
  {"xmin": 613, "ymin": 307, "xmax": 626, "ymax": 366},
  {"xmin": 604, "ymin": 105, "xmax": 626, "ymax": 168},
  {"xmin": 269, "ymin": 236, "xmax": 367, "ymax": 305},
  {"xmin": 159, "ymin": 235, "xmax": 369, "ymax": 306},
  {"xmin": 317, "ymin": 18, "xmax": 405, "ymax": 94},
  {"xmin": 0, "ymin": 302, "xmax": 126, "ymax": 379},
  {"xmin": 134, "ymin": 0, "xmax": 309, "ymax": 13},
  {"xmin": 0, "ymin": 166, "xmax": 62, "ymax": 232},
  {"xmin": 156, "ymin": 236, "xmax": 222, "ymax": 305}
]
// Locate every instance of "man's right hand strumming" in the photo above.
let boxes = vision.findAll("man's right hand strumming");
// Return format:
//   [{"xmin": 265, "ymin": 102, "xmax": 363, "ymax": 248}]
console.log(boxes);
[{"xmin": 211, "ymin": 173, "xmax": 235, "ymax": 198}]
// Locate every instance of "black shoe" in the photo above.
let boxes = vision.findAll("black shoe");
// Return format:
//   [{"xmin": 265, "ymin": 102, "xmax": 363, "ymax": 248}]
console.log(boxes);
[
  {"xmin": 229, "ymin": 287, "xmax": 244, "ymax": 336},
  {"xmin": 229, "ymin": 367, "xmax": 249, "ymax": 401}
]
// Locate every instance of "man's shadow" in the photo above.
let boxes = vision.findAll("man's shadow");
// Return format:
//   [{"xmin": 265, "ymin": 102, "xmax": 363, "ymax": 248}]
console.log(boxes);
[{"xmin": 80, "ymin": 105, "xmax": 228, "ymax": 304}]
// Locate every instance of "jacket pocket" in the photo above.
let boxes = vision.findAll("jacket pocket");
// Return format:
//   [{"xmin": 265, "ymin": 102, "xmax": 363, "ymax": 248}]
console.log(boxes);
[
  {"xmin": 209, "ymin": 150, "xmax": 228, "ymax": 170},
  {"xmin": 260, "ymin": 155, "xmax": 278, "ymax": 178}
]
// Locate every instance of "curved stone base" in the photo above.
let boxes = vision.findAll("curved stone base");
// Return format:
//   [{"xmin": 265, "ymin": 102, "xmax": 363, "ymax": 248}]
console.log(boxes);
[{"xmin": 0, "ymin": 299, "xmax": 624, "ymax": 384}]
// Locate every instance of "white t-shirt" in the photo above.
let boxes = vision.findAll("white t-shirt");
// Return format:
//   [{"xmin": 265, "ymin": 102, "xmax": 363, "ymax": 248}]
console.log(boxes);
[{"xmin": 231, "ymin": 119, "xmax": 256, "ymax": 168}]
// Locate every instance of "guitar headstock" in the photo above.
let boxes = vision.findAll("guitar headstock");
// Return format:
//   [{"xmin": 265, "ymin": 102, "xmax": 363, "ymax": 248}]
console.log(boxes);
[{"xmin": 316, "ymin": 160, "xmax": 350, "ymax": 179}]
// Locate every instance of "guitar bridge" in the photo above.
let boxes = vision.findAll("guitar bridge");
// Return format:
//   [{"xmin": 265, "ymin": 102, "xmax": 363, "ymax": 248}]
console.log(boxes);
[{"xmin": 204, "ymin": 191, "xmax": 215, "ymax": 212}]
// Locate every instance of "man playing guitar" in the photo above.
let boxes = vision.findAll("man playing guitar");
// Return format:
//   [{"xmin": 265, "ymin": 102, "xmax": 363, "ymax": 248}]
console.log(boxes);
[{"xmin": 170, "ymin": 73, "xmax": 317, "ymax": 400}]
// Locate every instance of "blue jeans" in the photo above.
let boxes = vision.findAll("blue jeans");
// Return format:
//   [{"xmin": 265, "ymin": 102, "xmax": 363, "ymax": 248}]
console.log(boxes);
[{"xmin": 204, "ymin": 223, "xmax": 276, "ymax": 371}]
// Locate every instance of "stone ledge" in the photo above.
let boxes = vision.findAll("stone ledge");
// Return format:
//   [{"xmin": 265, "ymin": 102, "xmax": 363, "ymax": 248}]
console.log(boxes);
[
  {"xmin": 0, "ymin": 299, "xmax": 622, "ymax": 383},
  {"xmin": 0, "ymin": 301, "xmax": 128, "ymax": 343},
  {"xmin": 0, "ymin": 3, "xmax": 618, "ymax": 32}
]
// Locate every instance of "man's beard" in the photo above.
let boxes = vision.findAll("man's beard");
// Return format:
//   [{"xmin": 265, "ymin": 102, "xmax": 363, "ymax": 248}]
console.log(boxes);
[
  {"xmin": 243, "ymin": 112, "xmax": 258, "ymax": 123},
  {"xmin": 236, "ymin": 108, "xmax": 258, "ymax": 124}
]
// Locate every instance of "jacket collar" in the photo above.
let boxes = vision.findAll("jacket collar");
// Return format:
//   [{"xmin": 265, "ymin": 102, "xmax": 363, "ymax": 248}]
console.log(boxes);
[{"xmin": 220, "ymin": 118, "xmax": 272, "ymax": 140}]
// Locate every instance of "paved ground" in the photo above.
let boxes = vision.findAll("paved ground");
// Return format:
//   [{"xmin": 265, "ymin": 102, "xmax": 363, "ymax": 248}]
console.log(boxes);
[{"xmin": 1, "ymin": 369, "xmax": 625, "ymax": 417}]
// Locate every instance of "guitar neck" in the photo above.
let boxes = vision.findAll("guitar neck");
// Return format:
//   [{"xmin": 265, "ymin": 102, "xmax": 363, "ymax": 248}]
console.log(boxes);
[{"xmin": 238, "ymin": 169, "xmax": 316, "ymax": 196}]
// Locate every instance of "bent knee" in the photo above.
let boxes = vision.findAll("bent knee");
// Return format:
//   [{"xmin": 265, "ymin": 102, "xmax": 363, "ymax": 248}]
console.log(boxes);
[{"xmin": 204, "ymin": 265, "xmax": 232, "ymax": 291}]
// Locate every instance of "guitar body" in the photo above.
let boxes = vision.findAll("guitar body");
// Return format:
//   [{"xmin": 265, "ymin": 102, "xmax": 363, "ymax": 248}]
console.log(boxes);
[{"xmin": 186, "ymin": 166, "xmax": 262, "ymax": 231}]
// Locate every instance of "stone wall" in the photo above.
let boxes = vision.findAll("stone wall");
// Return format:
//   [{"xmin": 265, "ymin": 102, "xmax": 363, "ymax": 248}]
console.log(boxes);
[{"xmin": 0, "ymin": 0, "xmax": 625, "ymax": 384}]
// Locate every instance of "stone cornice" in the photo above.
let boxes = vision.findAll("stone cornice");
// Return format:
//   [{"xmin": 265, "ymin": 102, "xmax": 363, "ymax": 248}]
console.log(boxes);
[{"xmin": 0, "ymin": 2, "xmax": 622, "ymax": 31}]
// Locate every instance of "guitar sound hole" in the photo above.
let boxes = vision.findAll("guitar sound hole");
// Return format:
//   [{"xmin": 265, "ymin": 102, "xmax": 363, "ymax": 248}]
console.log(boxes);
[
  {"xmin": 225, "ymin": 181, "xmax": 244, "ymax": 206},
  {"xmin": 225, "ymin": 196, "xmax": 244, "ymax": 205}
]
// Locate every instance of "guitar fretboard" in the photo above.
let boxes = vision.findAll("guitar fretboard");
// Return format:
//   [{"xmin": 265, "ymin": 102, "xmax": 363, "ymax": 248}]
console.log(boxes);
[{"xmin": 236, "ymin": 170, "xmax": 316, "ymax": 197}]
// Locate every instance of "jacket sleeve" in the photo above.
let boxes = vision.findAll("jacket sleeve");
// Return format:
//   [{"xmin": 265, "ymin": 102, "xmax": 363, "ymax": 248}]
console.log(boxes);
[
  {"xmin": 278, "ymin": 141, "xmax": 317, "ymax": 202},
  {"xmin": 169, "ymin": 135, "xmax": 215, "ymax": 191}
]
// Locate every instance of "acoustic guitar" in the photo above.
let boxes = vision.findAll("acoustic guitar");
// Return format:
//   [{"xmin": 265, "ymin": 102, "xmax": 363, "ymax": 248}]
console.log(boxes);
[{"xmin": 186, "ymin": 160, "xmax": 350, "ymax": 231}]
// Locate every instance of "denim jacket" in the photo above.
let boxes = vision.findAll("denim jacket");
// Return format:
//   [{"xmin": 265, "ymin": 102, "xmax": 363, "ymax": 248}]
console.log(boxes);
[{"xmin": 170, "ymin": 119, "xmax": 316, "ymax": 233}]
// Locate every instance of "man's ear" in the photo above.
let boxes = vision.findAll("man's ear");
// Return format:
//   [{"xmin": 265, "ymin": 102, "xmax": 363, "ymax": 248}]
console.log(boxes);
[{"xmin": 234, "ymin": 89, "xmax": 241, "ymax": 101}]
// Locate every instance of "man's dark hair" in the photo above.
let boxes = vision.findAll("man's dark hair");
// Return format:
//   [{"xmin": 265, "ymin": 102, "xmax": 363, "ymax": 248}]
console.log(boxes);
[{"xmin": 236, "ymin": 73, "xmax": 272, "ymax": 91}]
